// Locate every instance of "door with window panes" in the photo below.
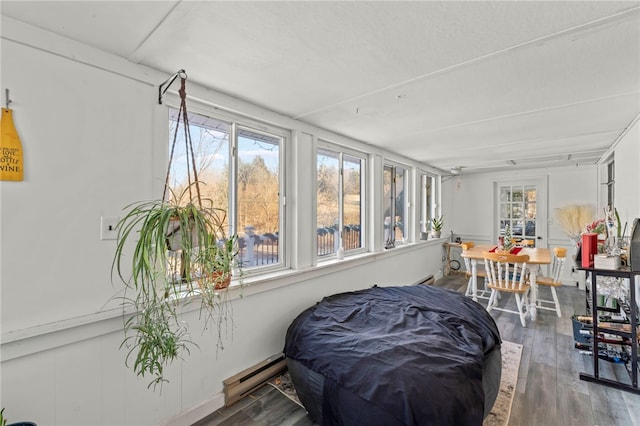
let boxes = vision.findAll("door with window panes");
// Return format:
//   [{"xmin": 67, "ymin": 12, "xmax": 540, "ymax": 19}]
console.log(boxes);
[{"xmin": 496, "ymin": 180, "xmax": 547, "ymax": 248}]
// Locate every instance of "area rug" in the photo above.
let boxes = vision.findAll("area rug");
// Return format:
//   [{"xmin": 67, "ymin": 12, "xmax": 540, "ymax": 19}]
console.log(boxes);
[
  {"xmin": 269, "ymin": 340, "xmax": 522, "ymax": 426},
  {"xmin": 483, "ymin": 340, "xmax": 523, "ymax": 426}
]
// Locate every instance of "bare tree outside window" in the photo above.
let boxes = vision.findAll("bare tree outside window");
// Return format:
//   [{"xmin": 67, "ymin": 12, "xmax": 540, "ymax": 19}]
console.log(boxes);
[
  {"xmin": 317, "ymin": 148, "xmax": 364, "ymax": 257},
  {"xmin": 168, "ymin": 109, "xmax": 282, "ymax": 269}
]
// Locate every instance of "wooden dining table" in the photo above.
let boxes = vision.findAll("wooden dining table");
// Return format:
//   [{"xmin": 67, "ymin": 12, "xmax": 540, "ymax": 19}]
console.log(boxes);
[{"xmin": 460, "ymin": 244, "xmax": 551, "ymax": 320}]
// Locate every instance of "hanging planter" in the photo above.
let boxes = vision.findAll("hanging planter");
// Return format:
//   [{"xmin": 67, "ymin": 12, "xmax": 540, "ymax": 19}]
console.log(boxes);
[{"xmin": 112, "ymin": 71, "xmax": 239, "ymax": 389}]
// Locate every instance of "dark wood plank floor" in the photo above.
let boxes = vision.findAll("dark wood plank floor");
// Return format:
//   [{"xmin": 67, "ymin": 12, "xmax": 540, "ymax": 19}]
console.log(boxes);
[
  {"xmin": 437, "ymin": 273, "xmax": 640, "ymax": 426},
  {"xmin": 195, "ymin": 274, "xmax": 640, "ymax": 425},
  {"xmin": 193, "ymin": 384, "xmax": 313, "ymax": 426}
]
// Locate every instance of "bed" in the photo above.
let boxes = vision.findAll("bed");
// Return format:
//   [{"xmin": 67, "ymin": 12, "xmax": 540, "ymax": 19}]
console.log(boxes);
[{"xmin": 283, "ymin": 284, "xmax": 502, "ymax": 426}]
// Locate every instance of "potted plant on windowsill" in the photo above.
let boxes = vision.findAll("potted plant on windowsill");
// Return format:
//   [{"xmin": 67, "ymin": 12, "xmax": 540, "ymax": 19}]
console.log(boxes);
[
  {"xmin": 195, "ymin": 233, "xmax": 239, "ymax": 291},
  {"xmin": 194, "ymin": 232, "xmax": 241, "ymax": 351},
  {"xmin": 431, "ymin": 216, "xmax": 443, "ymax": 239}
]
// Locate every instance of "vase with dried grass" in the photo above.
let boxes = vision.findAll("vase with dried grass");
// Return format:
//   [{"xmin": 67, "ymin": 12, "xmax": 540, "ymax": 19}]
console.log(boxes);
[{"xmin": 555, "ymin": 204, "xmax": 596, "ymax": 246}]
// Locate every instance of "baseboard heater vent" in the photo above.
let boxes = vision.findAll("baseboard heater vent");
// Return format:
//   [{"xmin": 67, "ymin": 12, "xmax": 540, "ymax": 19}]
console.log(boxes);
[{"xmin": 223, "ymin": 352, "xmax": 287, "ymax": 406}]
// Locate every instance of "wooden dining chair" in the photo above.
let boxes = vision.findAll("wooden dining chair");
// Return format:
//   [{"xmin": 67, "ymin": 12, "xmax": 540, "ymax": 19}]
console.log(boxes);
[
  {"xmin": 533, "ymin": 247, "xmax": 566, "ymax": 318},
  {"xmin": 461, "ymin": 242, "xmax": 490, "ymax": 300},
  {"xmin": 483, "ymin": 251, "xmax": 531, "ymax": 327}
]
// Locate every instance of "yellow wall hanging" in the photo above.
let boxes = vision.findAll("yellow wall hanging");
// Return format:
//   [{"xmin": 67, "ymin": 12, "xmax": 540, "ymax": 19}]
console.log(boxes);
[{"xmin": 0, "ymin": 90, "xmax": 23, "ymax": 181}]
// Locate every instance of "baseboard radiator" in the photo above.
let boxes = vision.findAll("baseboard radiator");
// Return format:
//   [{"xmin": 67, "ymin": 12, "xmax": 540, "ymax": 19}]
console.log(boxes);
[{"xmin": 223, "ymin": 352, "xmax": 287, "ymax": 406}]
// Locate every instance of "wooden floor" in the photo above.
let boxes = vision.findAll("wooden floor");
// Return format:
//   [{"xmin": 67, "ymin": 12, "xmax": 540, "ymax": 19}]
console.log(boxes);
[
  {"xmin": 195, "ymin": 274, "xmax": 640, "ymax": 426},
  {"xmin": 193, "ymin": 384, "xmax": 313, "ymax": 426},
  {"xmin": 438, "ymin": 273, "xmax": 640, "ymax": 426}
]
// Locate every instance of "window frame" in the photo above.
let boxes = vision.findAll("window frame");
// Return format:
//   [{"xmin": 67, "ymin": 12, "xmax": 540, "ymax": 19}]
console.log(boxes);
[
  {"xmin": 419, "ymin": 170, "xmax": 438, "ymax": 238},
  {"xmin": 316, "ymin": 140, "xmax": 368, "ymax": 260},
  {"xmin": 156, "ymin": 93, "xmax": 444, "ymax": 291},
  {"xmin": 163, "ymin": 97, "xmax": 289, "ymax": 276},
  {"xmin": 383, "ymin": 161, "xmax": 411, "ymax": 248},
  {"xmin": 607, "ymin": 159, "xmax": 615, "ymax": 209}
]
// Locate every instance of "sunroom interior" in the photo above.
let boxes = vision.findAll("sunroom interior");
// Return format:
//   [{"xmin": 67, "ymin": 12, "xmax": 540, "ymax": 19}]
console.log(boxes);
[{"xmin": 1, "ymin": 1, "xmax": 639, "ymax": 425}]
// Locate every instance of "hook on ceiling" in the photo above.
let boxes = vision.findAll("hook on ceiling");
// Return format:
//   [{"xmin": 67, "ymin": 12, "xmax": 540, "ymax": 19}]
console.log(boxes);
[{"xmin": 158, "ymin": 69, "xmax": 187, "ymax": 105}]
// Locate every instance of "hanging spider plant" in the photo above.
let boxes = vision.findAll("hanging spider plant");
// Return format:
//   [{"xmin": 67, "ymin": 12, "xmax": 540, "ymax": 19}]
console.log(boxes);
[
  {"xmin": 111, "ymin": 71, "xmax": 239, "ymax": 389},
  {"xmin": 112, "ymin": 184, "xmax": 228, "ymax": 294},
  {"xmin": 112, "ymin": 184, "xmax": 232, "ymax": 388}
]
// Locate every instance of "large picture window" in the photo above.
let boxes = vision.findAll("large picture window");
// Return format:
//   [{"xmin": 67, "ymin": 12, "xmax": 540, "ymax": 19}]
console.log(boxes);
[
  {"xmin": 316, "ymin": 145, "xmax": 365, "ymax": 258},
  {"xmin": 168, "ymin": 108, "xmax": 284, "ymax": 271}
]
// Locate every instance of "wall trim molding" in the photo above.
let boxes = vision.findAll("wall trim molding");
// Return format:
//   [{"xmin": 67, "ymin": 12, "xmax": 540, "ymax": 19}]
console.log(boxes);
[{"xmin": 1, "ymin": 241, "xmax": 437, "ymax": 361}]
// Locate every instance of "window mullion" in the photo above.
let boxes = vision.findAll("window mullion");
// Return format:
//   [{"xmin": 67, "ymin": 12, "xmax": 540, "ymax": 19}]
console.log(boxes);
[
  {"xmin": 338, "ymin": 153, "xmax": 345, "ymax": 251},
  {"xmin": 230, "ymin": 123, "xmax": 239, "ymax": 237}
]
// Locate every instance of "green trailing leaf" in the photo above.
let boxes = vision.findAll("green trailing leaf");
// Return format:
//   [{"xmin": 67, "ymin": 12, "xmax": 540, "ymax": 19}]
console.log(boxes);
[{"xmin": 111, "ymin": 182, "xmax": 237, "ymax": 388}]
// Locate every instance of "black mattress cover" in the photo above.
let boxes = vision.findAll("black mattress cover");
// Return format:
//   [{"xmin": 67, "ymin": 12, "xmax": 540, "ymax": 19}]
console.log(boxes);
[{"xmin": 283, "ymin": 285, "xmax": 501, "ymax": 426}]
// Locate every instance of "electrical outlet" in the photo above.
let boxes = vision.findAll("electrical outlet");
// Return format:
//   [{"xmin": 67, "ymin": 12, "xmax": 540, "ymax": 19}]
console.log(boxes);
[{"xmin": 100, "ymin": 216, "xmax": 119, "ymax": 240}]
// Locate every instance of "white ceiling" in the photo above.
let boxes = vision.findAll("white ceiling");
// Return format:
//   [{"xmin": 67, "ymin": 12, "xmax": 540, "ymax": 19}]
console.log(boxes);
[{"xmin": 3, "ymin": 1, "xmax": 640, "ymax": 174}]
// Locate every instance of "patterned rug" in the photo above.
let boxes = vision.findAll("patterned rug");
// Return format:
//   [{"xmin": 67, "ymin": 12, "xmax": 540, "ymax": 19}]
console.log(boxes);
[
  {"xmin": 270, "ymin": 340, "xmax": 522, "ymax": 426},
  {"xmin": 483, "ymin": 340, "xmax": 523, "ymax": 426}
]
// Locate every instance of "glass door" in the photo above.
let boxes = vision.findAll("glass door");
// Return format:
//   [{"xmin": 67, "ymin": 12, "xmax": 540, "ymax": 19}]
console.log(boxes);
[
  {"xmin": 499, "ymin": 185, "xmax": 537, "ymax": 245},
  {"xmin": 495, "ymin": 178, "xmax": 547, "ymax": 248}
]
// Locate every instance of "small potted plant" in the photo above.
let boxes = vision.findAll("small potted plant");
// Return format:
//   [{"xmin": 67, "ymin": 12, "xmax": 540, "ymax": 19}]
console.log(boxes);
[
  {"xmin": 196, "ymin": 234, "xmax": 239, "ymax": 291},
  {"xmin": 431, "ymin": 216, "xmax": 444, "ymax": 239}
]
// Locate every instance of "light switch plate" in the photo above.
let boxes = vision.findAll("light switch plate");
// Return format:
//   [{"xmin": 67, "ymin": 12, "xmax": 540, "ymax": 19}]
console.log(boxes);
[{"xmin": 100, "ymin": 216, "xmax": 119, "ymax": 240}]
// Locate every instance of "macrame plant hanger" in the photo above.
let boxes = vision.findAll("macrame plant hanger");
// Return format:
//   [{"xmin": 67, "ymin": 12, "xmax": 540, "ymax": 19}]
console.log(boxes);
[
  {"xmin": 159, "ymin": 70, "xmax": 204, "ymax": 282},
  {"xmin": 159, "ymin": 69, "xmax": 203, "ymax": 208}
]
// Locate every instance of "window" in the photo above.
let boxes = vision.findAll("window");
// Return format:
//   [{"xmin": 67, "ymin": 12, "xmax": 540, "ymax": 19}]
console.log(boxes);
[
  {"xmin": 316, "ymin": 145, "xmax": 365, "ymax": 258},
  {"xmin": 168, "ymin": 108, "xmax": 284, "ymax": 271},
  {"xmin": 498, "ymin": 185, "xmax": 537, "ymax": 240},
  {"xmin": 383, "ymin": 164, "xmax": 409, "ymax": 248},
  {"xmin": 419, "ymin": 172, "xmax": 436, "ymax": 236}
]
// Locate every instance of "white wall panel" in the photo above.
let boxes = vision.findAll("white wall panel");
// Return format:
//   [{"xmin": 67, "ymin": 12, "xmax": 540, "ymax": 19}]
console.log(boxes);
[
  {"xmin": 614, "ymin": 119, "xmax": 640, "ymax": 226},
  {"xmin": 1, "ymin": 22, "xmax": 441, "ymax": 425}
]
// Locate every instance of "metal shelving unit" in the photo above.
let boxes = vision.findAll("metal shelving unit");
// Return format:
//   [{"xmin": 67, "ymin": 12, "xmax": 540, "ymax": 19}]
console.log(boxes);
[{"xmin": 579, "ymin": 266, "xmax": 640, "ymax": 394}]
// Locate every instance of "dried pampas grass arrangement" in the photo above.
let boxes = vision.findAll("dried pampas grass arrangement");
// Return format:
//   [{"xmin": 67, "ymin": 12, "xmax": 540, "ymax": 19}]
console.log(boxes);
[{"xmin": 555, "ymin": 204, "xmax": 595, "ymax": 241}]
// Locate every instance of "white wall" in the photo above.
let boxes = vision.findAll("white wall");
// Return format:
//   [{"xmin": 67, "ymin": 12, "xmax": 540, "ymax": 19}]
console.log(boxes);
[
  {"xmin": 0, "ymin": 18, "xmax": 442, "ymax": 425},
  {"xmin": 445, "ymin": 165, "xmax": 599, "ymax": 284},
  {"xmin": 446, "ymin": 166, "xmax": 598, "ymax": 243}
]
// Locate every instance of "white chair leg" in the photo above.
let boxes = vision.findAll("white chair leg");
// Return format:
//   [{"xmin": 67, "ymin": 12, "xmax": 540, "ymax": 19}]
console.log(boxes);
[
  {"xmin": 465, "ymin": 277, "xmax": 472, "ymax": 297},
  {"xmin": 515, "ymin": 294, "xmax": 527, "ymax": 327},
  {"xmin": 487, "ymin": 290, "xmax": 497, "ymax": 312},
  {"xmin": 551, "ymin": 287, "xmax": 562, "ymax": 318}
]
